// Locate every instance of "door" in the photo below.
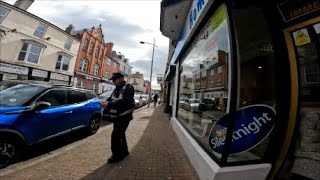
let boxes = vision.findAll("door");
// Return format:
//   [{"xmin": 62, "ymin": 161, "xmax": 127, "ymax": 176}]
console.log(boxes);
[
  {"xmin": 67, "ymin": 89, "xmax": 93, "ymax": 128},
  {"xmin": 17, "ymin": 89, "xmax": 71, "ymax": 144},
  {"xmin": 274, "ymin": 17, "xmax": 320, "ymax": 179}
]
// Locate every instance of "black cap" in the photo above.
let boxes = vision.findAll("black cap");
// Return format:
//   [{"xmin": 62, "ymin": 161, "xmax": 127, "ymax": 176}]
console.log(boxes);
[{"xmin": 110, "ymin": 72, "xmax": 124, "ymax": 81}]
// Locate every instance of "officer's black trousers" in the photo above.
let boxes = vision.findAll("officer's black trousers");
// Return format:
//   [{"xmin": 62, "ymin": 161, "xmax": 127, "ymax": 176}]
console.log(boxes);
[{"xmin": 111, "ymin": 117, "xmax": 131, "ymax": 157}]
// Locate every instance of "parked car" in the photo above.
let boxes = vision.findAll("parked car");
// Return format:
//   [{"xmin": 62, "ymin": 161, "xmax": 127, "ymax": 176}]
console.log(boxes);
[
  {"xmin": 134, "ymin": 94, "xmax": 143, "ymax": 108},
  {"xmin": 0, "ymin": 80, "xmax": 103, "ymax": 168},
  {"xmin": 198, "ymin": 98, "xmax": 226, "ymax": 121},
  {"xmin": 185, "ymin": 99, "xmax": 200, "ymax": 113}
]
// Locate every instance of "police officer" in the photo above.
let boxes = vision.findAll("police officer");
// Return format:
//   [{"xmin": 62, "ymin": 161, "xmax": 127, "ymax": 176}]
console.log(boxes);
[{"xmin": 100, "ymin": 72, "xmax": 135, "ymax": 163}]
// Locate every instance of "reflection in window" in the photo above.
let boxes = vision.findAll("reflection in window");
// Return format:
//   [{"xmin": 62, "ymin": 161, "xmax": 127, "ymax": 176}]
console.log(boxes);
[
  {"xmin": 231, "ymin": 4, "xmax": 276, "ymax": 162},
  {"xmin": 177, "ymin": 4, "xmax": 230, "ymax": 160}
]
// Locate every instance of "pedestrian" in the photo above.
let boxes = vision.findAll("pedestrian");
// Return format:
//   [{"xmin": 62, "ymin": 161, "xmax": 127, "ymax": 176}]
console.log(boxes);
[
  {"xmin": 153, "ymin": 93, "xmax": 159, "ymax": 107},
  {"xmin": 100, "ymin": 72, "xmax": 135, "ymax": 163}
]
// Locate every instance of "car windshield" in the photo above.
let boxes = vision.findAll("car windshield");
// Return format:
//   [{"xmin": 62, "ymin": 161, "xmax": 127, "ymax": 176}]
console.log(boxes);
[
  {"xmin": 0, "ymin": 82, "xmax": 46, "ymax": 107},
  {"xmin": 99, "ymin": 90, "xmax": 113, "ymax": 99},
  {"xmin": 190, "ymin": 99, "xmax": 200, "ymax": 103}
]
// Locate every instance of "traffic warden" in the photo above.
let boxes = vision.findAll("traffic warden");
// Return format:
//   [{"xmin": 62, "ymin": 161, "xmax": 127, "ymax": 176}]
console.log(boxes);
[{"xmin": 100, "ymin": 72, "xmax": 135, "ymax": 163}]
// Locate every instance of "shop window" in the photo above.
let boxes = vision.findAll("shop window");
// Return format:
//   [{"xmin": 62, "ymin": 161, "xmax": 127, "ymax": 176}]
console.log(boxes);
[
  {"xmin": 78, "ymin": 81, "xmax": 85, "ymax": 88},
  {"xmin": 79, "ymin": 58, "xmax": 88, "ymax": 72},
  {"xmin": 177, "ymin": 4, "xmax": 230, "ymax": 161},
  {"xmin": 55, "ymin": 55, "xmax": 70, "ymax": 71},
  {"xmin": 92, "ymin": 84, "xmax": 97, "ymax": 93},
  {"xmin": 228, "ymin": 2, "xmax": 276, "ymax": 163},
  {"xmin": 64, "ymin": 38, "xmax": 73, "ymax": 50},
  {"xmin": 0, "ymin": 6, "xmax": 9, "ymax": 23},
  {"xmin": 18, "ymin": 43, "xmax": 43, "ymax": 64},
  {"xmin": 33, "ymin": 23, "xmax": 47, "ymax": 38}
]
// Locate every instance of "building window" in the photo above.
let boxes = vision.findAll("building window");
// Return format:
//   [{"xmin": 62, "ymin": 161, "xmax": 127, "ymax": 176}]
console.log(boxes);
[
  {"xmin": 55, "ymin": 55, "xmax": 71, "ymax": 71},
  {"xmin": 95, "ymin": 47, "xmax": 99, "ymax": 57},
  {"xmin": 33, "ymin": 24, "xmax": 48, "ymax": 38},
  {"xmin": 64, "ymin": 38, "xmax": 73, "ymax": 50},
  {"xmin": 217, "ymin": 78, "xmax": 222, "ymax": 85},
  {"xmin": 78, "ymin": 81, "xmax": 85, "ymax": 88},
  {"xmin": 107, "ymin": 58, "xmax": 111, "ymax": 65},
  {"xmin": 89, "ymin": 42, "xmax": 94, "ymax": 53},
  {"xmin": 218, "ymin": 66, "xmax": 223, "ymax": 73},
  {"xmin": 211, "ymin": 69, "xmax": 215, "ymax": 75},
  {"xmin": 92, "ymin": 84, "xmax": 97, "ymax": 92},
  {"xmin": 93, "ymin": 64, "xmax": 99, "ymax": 76},
  {"xmin": 0, "ymin": 7, "xmax": 9, "ymax": 23},
  {"xmin": 105, "ymin": 71, "xmax": 110, "ymax": 78},
  {"xmin": 82, "ymin": 39, "xmax": 88, "ymax": 49},
  {"xmin": 18, "ymin": 43, "xmax": 43, "ymax": 64},
  {"xmin": 79, "ymin": 58, "xmax": 88, "ymax": 72},
  {"xmin": 177, "ymin": 4, "xmax": 230, "ymax": 161}
]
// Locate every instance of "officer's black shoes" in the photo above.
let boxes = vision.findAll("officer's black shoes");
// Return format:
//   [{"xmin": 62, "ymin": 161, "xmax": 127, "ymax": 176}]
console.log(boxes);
[
  {"xmin": 108, "ymin": 156, "xmax": 123, "ymax": 163},
  {"xmin": 108, "ymin": 152, "xmax": 130, "ymax": 163}
]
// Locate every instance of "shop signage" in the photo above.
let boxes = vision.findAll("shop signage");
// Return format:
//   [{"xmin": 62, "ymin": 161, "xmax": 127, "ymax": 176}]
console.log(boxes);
[
  {"xmin": 209, "ymin": 105, "xmax": 276, "ymax": 154},
  {"xmin": 32, "ymin": 69, "xmax": 48, "ymax": 78},
  {"xmin": 50, "ymin": 72, "xmax": 69, "ymax": 81},
  {"xmin": 211, "ymin": 5, "xmax": 226, "ymax": 32},
  {"xmin": 3, "ymin": 74, "xmax": 18, "ymax": 80},
  {"xmin": 278, "ymin": 0, "xmax": 320, "ymax": 22},
  {"xmin": 293, "ymin": 29, "xmax": 311, "ymax": 46},
  {"xmin": 0, "ymin": 62, "xmax": 28, "ymax": 75}
]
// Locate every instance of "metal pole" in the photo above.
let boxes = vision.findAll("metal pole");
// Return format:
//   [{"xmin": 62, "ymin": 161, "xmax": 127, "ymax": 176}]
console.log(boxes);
[{"xmin": 148, "ymin": 38, "xmax": 155, "ymax": 108}]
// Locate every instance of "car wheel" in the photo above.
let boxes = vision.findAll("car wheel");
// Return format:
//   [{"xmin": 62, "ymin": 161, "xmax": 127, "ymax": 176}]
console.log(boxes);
[
  {"xmin": 0, "ymin": 137, "xmax": 21, "ymax": 169},
  {"xmin": 88, "ymin": 115, "xmax": 101, "ymax": 134}
]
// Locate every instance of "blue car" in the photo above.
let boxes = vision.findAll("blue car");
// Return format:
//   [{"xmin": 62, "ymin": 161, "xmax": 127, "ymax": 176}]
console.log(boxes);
[{"xmin": 0, "ymin": 80, "xmax": 103, "ymax": 168}]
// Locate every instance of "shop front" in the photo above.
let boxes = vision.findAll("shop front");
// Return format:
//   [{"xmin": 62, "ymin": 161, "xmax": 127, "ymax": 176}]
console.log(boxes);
[
  {"xmin": 161, "ymin": 0, "xmax": 320, "ymax": 179},
  {"xmin": 74, "ymin": 71, "xmax": 101, "ymax": 94},
  {"xmin": 0, "ymin": 62, "xmax": 29, "ymax": 81}
]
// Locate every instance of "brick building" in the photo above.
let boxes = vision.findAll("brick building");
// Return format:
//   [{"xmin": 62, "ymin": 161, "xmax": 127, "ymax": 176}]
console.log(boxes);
[{"xmin": 72, "ymin": 25, "xmax": 119, "ymax": 93}]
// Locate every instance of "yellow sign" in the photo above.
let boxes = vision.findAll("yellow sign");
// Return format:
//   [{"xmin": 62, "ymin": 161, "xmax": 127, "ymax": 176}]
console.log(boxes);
[
  {"xmin": 211, "ymin": 5, "xmax": 227, "ymax": 32},
  {"xmin": 294, "ymin": 29, "xmax": 311, "ymax": 46}
]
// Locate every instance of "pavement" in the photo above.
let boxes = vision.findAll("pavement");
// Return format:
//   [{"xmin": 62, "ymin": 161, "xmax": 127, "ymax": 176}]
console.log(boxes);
[{"xmin": 0, "ymin": 105, "xmax": 198, "ymax": 180}]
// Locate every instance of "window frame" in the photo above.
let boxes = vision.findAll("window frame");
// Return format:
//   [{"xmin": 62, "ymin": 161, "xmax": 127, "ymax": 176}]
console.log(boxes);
[
  {"xmin": 79, "ymin": 58, "xmax": 88, "ymax": 72},
  {"xmin": 18, "ymin": 42, "xmax": 43, "ymax": 64},
  {"xmin": 93, "ymin": 64, "xmax": 99, "ymax": 76},
  {"xmin": 64, "ymin": 37, "xmax": 73, "ymax": 50},
  {"xmin": 0, "ymin": 6, "xmax": 9, "ymax": 24},
  {"xmin": 33, "ymin": 23, "xmax": 48, "ymax": 38},
  {"xmin": 82, "ymin": 39, "xmax": 88, "ymax": 50},
  {"xmin": 55, "ymin": 55, "xmax": 71, "ymax": 71},
  {"xmin": 89, "ymin": 42, "xmax": 94, "ymax": 54}
]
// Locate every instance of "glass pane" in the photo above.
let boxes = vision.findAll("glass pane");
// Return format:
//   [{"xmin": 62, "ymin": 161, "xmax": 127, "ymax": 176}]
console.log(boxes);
[
  {"xmin": 177, "ymin": 4, "xmax": 230, "ymax": 160},
  {"xmin": 37, "ymin": 24, "xmax": 47, "ymax": 32},
  {"xmin": 37, "ymin": 90, "xmax": 67, "ymax": 107},
  {"xmin": 27, "ymin": 53, "xmax": 40, "ymax": 64},
  {"xmin": 33, "ymin": 30, "xmax": 44, "ymax": 38},
  {"xmin": 289, "ymin": 23, "xmax": 320, "ymax": 180},
  {"xmin": 62, "ymin": 64, "xmax": 69, "ymax": 71},
  {"xmin": 30, "ymin": 44, "xmax": 42, "ymax": 55},
  {"xmin": 229, "ymin": 3, "xmax": 276, "ymax": 162},
  {"xmin": 55, "ymin": 61, "xmax": 61, "ymax": 70},
  {"xmin": 18, "ymin": 52, "xmax": 26, "ymax": 61},
  {"xmin": 67, "ymin": 90, "xmax": 87, "ymax": 104},
  {"xmin": 21, "ymin": 43, "xmax": 28, "ymax": 51}
]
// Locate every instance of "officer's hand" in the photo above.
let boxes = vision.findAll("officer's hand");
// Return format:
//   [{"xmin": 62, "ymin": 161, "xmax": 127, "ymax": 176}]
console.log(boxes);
[{"xmin": 100, "ymin": 99, "xmax": 108, "ymax": 107}]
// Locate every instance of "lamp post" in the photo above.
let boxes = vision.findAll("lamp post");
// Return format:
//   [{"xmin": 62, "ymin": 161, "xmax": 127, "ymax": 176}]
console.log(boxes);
[{"xmin": 140, "ymin": 38, "xmax": 158, "ymax": 108}]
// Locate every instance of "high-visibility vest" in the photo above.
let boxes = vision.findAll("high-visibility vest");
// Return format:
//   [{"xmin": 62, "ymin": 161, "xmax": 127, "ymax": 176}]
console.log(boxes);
[{"xmin": 108, "ymin": 84, "xmax": 134, "ymax": 118}]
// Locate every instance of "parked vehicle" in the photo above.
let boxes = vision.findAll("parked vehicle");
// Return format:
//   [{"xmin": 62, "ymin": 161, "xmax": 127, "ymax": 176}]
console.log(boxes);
[
  {"xmin": 141, "ymin": 94, "xmax": 149, "ymax": 105},
  {"xmin": 0, "ymin": 80, "xmax": 103, "ymax": 168},
  {"xmin": 198, "ymin": 98, "xmax": 226, "ymax": 121},
  {"xmin": 185, "ymin": 99, "xmax": 200, "ymax": 113},
  {"xmin": 134, "ymin": 94, "xmax": 143, "ymax": 108}
]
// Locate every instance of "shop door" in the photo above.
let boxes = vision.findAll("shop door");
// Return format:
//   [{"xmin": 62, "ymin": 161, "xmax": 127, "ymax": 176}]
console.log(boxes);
[{"xmin": 277, "ymin": 17, "xmax": 320, "ymax": 180}]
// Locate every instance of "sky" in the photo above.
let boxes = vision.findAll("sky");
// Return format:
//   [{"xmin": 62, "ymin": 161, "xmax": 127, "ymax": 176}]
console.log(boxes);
[{"xmin": 4, "ymin": 0, "xmax": 169, "ymax": 89}]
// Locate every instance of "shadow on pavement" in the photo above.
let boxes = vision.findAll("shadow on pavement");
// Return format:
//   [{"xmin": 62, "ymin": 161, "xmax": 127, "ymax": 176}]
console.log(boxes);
[
  {"xmin": 81, "ymin": 105, "xmax": 198, "ymax": 180},
  {"xmin": 16, "ymin": 120, "xmax": 111, "ymax": 165}
]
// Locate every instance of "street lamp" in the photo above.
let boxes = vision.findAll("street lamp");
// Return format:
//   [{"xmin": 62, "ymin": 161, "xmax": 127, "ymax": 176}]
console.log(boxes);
[{"xmin": 140, "ymin": 38, "xmax": 158, "ymax": 108}]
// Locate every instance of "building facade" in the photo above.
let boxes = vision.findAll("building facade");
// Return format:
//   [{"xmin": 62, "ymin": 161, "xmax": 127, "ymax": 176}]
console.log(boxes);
[
  {"xmin": 129, "ymin": 72, "xmax": 144, "ymax": 93},
  {"xmin": 0, "ymin": 0, "xmax": 80, "ymax": 85},
  {"xmin": 72, "ymin": 25, "xmax": 118, "ymax": 93},
  {"xmin": 112, "ymin": 51, "xmax": 132, "ymax": 82},
  {"xmin": 161, "ymin": 0, "xmax": 320, "ymax": 179}
]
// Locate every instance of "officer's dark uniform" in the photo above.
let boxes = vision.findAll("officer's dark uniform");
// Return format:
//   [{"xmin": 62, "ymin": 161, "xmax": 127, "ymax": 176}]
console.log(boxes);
[{"xmin": 106, "ymin": 75, "xmax": 135, "ymax": 163}]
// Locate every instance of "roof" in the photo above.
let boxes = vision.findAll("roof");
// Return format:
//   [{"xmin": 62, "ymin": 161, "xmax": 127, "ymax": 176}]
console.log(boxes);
[{"xmin": 0, "ymin": 1, "xmax": 79, "ymax": 42}]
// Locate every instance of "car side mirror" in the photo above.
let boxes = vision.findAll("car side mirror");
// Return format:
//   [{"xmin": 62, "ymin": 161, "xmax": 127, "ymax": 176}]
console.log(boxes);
[{"xmin": 33, "ymin": 101, "xmax": 51, "ymax": 111}]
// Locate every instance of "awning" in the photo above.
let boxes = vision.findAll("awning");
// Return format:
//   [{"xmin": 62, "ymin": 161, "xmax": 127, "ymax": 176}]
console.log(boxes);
[
  {"xmin": 160, "ymin": 0, "xmax": 192, "ymax": 41},
  {"xmin": 165, "ymin": 65, "xmax": 176, "ymax": 81}
]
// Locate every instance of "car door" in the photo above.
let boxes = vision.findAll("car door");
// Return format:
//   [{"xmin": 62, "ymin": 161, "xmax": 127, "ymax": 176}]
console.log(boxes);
[
  {"xmin": 16, "ymin": 88, "xmax": 72, "ymax": 144},
  {"xmin": 66, "ymin": 89, "xmax": 93, "ymax": 128}
]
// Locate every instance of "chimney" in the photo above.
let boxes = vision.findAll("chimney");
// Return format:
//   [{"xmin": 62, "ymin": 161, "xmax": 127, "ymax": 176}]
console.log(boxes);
[
  {"xmin": 14, "ymin": 0, "xmax": 34, "ymax": 11},
  {"xmin": 105, "ymin": 42, "xmax": 114, "ymax": 57},
  {"xmin": 65, "ymin": 24, "xmax": 75, "ymax": 34}
]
